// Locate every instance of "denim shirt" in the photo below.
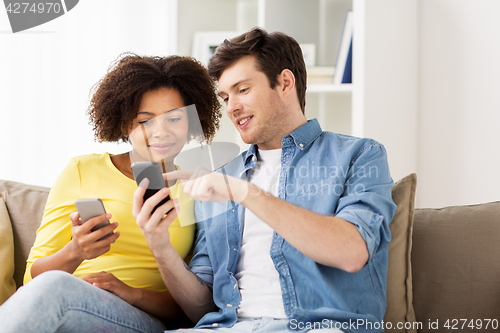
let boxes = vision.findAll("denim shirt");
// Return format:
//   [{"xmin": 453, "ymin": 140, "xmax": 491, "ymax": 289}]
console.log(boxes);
[{"xmin": 190, "ymin": 119, "xmax": 397, "ymax": 333}]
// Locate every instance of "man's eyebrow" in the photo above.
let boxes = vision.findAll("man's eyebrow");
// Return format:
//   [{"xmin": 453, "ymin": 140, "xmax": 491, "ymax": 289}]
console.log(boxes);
[{"xmin": 217, "ymin": 79, "xmax": 251, "ymax": 97}]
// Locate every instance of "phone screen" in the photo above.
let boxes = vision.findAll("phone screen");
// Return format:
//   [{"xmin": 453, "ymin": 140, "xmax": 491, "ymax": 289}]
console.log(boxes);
[
  {"xmin": 131, "ymin": 162, "xmax": 170, "ymax": 213},
  {"xmin": 75, "ymin": 198, "xmax": 113, "ymax": 239}
]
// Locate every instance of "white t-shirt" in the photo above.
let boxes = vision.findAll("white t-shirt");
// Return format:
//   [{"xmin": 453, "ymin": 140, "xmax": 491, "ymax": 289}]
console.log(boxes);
[{"xmin": 235, "ymin": 148, "xmax": 287, "ymax": 319}]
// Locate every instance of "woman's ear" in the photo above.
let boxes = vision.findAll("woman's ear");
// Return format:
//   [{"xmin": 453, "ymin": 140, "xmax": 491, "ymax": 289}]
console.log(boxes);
[
  {"xmin": 121, "ymin": 123, "xmax": 132, "ymax": 138},
  {"xmin": 279, "ymin": 69, "xmax": 296, "ymax": 99}
]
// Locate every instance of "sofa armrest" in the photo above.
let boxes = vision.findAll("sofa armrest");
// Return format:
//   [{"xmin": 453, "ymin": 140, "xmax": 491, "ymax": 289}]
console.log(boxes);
[
  {"xmin": 0, "ymin": 195, "xmax": 16, "ymax": 304},
  {"xmin": 0, "ymin": 180, "xmax": 50, "ymax": 288}
]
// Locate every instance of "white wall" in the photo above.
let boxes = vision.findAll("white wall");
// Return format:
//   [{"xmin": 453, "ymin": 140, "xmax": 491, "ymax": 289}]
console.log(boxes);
[
  {"xmin": 0, "ymin": 0, "xmax": 177, "ymax": 188},
  {"xmin": 359, "ymin": 0, "xmax": 419, "ymax": 185},
  {"xmin": 418, "ymin": 0, "xmax": 500, "ymax": 208}
]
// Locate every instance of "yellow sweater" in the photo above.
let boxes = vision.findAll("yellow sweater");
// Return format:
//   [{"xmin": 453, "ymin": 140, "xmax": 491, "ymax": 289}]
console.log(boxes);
[{"xmin": 24, "ymin": 153, "xmax": 195, "ymax": 290}]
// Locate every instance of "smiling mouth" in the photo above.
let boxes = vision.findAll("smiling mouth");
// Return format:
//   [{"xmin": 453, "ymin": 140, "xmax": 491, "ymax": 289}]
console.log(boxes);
[
  {"xmin": 149, "ymin": 143, "xmax": 174, "ymax": 151},
  {"xmin": 238, "ymin": 116, "xmax": 252, "ymax": 125}
]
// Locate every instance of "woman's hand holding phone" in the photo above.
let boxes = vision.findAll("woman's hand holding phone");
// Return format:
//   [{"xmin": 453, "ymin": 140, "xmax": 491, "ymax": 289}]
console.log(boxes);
[
  {"xmin": 133, "ymin": 178, "xmax": 179, "ymax": 255},
  {"xmin": 69, "ymin": 212, "xmax": 120, "ymax": 262}
]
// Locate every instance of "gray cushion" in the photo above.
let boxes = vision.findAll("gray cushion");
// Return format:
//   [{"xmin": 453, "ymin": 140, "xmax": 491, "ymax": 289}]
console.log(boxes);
[{"xmin": 412, "ymin": 202, "xmax": 500, "ymax": 333}]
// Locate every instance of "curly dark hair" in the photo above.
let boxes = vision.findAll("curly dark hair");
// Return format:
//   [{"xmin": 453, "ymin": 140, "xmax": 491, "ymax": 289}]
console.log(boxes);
[
  {"xmin": 208, "ymin": 27, "xmax": 306, "ymax": 114},
  {"xmin": 87, "ymin": 53, "xmax": 221, "ymax": 143}
]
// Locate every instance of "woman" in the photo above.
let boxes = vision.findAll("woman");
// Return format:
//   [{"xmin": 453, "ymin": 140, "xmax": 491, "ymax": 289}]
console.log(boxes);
[{"xmin": 0, "ymin": 54, "xmax": 221, "ymax": 333}]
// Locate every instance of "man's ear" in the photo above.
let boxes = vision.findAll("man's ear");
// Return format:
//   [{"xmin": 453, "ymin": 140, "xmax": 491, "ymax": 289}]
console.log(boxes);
[{"xmin": 279, "ymin": 69, "xmax": 296, "ymax": 99}]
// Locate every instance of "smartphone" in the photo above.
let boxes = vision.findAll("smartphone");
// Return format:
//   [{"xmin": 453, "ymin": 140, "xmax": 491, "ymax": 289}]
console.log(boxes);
[
  {"xmin": 131, "ymin": 161, "xmax": 170, "ymax": 213},
  {"xmin": 74, "ymin": 198, "xmax": 113, "ymax": 240}
]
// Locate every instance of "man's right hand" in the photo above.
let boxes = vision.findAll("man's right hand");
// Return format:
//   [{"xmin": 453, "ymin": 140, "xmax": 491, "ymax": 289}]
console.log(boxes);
[{"xmin": 69, "ymin": 212, "xmax": 120, "ymax": 261}]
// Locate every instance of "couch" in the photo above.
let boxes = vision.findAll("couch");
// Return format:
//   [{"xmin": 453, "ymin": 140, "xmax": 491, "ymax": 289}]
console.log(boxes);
[{"xmin": 1, "ymin": 176, "xmax": 499, "ymax": 332}]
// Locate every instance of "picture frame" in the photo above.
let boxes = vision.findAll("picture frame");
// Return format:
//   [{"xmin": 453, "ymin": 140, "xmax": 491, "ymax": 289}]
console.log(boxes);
[
  {"xmin": 300, "ymin": 43, "xmax": 316, "ymax": 67},
  {"xmin": 192, "ymin": 31, "xmax": 241, "ymax": 66}
]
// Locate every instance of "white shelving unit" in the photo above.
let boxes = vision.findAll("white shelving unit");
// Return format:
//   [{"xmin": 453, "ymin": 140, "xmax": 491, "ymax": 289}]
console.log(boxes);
[
  {"xmin": 177, "ymin": 0, "xmax": 418, "ymax": 181},
  {"xmin": 307, "ymin": 84, "xmax": 353, "ymax": 93}
]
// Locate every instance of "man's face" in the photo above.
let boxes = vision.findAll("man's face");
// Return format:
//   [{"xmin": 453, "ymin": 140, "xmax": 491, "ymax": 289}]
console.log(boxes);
[{"xmin": 217, "ymin": 56, "xmax": 288, "ymax": 150}]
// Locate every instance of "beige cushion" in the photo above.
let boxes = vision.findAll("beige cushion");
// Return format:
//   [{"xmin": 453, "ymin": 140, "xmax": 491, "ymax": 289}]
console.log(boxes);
[
  {"xmin": 0, "ymin": 180, "xmax": 50, "ymax": 288},
  {"xmin": 0, "ymin": 195, "xmax": 17, "ymax": 304},
  {"xmin": 412, "ymin": 202, "xmax": 500, "ymax": 333},
  {"xmin": 385, "ymin": 174, "xmax": 417, "ymax": 333}
]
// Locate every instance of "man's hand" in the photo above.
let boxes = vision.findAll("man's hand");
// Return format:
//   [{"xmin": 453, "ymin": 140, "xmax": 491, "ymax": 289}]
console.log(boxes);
[
  {"xmin": 165, "ymin": 167, "xmax": 250, "ymax": 204},
  {"xmin": 82, "ymin": 271, "xmax": 141, "ymax": 306},
  {"xmin": 68, "ymin": 212, "xmax": 120, "ymax": 262},
  {"xmin": 133, "ymin": 179, "xmax": 179, "ymax": 255}
]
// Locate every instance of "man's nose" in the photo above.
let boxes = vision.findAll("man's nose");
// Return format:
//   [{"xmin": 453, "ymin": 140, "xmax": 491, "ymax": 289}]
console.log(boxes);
[{"xmin": 226, "ymin": 96, "xmax": 241, "ymax": 114}]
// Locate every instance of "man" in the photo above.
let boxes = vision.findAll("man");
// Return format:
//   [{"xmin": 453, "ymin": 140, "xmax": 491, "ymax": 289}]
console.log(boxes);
[{"xmin": 134, "ymin": 28, "xmax": 396, "ymax": 333}]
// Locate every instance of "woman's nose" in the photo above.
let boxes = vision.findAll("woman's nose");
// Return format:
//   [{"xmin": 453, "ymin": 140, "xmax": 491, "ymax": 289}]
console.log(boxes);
[{"xmin": 150, "ymin": 117, "xmax": 171, "ymax": 138}]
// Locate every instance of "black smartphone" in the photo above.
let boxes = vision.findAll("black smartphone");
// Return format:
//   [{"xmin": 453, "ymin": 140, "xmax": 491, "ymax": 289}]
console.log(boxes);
[
  {"xmin": 131, "ymin": 161, "xmax": 170, "ymax": 214},
  {"xmin": 74, "ymin": 198, "xmax": 113, "ymax": 240}
]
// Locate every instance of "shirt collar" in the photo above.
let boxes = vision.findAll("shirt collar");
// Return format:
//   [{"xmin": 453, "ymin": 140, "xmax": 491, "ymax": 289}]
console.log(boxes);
[
  {"xmin": 282, "ymin": 118, "xmax": 322, "ymax": 150},
  {"xmin": 243, "ymin": 144, "xmax": 258, "ymax": 167},
  {"xmin": 242, "ymin": 118, "xmax": 322, "ymax": 168}
]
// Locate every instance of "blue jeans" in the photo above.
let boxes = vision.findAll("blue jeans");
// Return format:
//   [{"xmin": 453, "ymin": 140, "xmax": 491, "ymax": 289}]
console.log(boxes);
[
  {"xmin": 0, "ymin": 270, "xmax": 165, "ymax": 333},
  {"xmin": 166, "ymin": 317, "xmax": 343, "ymax": 333}
]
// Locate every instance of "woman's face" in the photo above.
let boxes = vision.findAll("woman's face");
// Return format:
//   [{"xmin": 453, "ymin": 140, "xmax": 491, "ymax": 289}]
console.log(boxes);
[{"xmin": 128, "ymin": 88, "xmax": 189, "ymax": 164}]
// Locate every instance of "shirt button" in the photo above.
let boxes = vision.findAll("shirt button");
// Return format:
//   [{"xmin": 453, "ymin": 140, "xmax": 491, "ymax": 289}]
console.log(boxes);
[
  {"xmin": 234, "ymin": 283, "xmax": 238, "ymax": 289},
  {"xmin": 252, "ymin": 156, "xmax": 256, "ymax": 161},
  {"xmin": 227, "ymin": 304, "xmax": 233, "ymax": 307},
  {"xmin": 212, "ymin": 323, "xmax": 219, "ymax": 327},
  {"xmin": 299, "ymin": 143, "xmax": 304, "ymax": 148}
]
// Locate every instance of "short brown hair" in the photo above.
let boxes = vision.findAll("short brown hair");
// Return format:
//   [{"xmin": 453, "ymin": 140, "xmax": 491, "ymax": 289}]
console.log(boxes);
[
  {"xmin": 208, "ymin": 27, "xmax": 307, "ymax": 114},
  {"xmin": 87, "ymin": 53, "xmax": 221, "ymax": 143}
]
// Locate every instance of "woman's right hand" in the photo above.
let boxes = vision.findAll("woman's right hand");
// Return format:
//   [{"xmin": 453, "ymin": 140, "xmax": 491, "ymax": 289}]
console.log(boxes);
[
  {"xmin": 69, "ymin": 212, "xmax": 120, "ymax": 262},
  {"xmin": 133, "ymin": 179, "xmax": 179, "ymax": 255}
]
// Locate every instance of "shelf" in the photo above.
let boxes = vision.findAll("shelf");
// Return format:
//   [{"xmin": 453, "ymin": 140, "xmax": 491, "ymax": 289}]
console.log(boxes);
[{"xmin": 307, "ymin": 84, "xmax": 353, "ymax": 93}]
